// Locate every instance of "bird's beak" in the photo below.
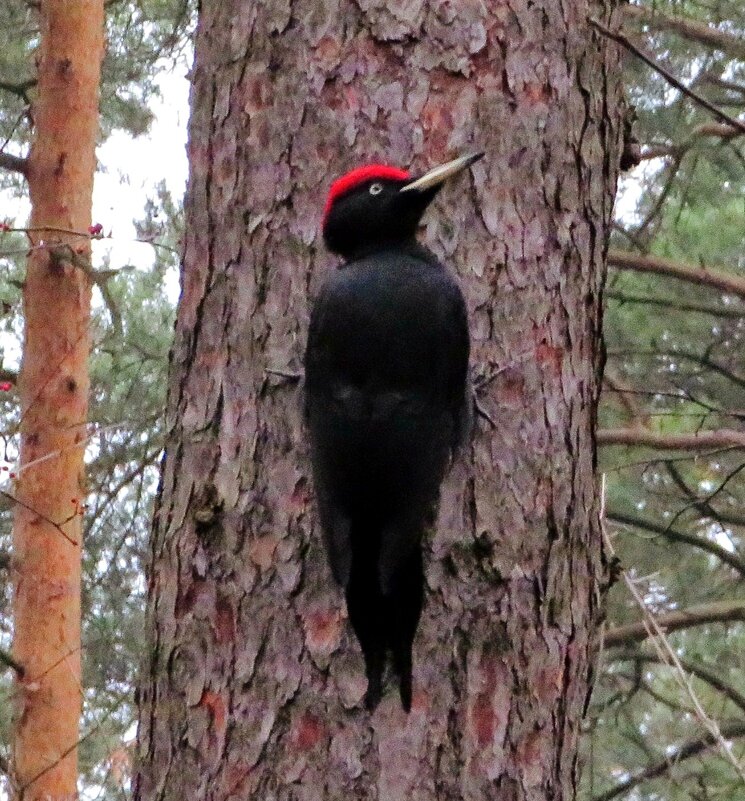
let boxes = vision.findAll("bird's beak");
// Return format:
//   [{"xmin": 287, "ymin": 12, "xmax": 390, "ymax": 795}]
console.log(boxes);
[{"xmin": 400, "ymin": 152, "xmax": 484, "ymax": 194}]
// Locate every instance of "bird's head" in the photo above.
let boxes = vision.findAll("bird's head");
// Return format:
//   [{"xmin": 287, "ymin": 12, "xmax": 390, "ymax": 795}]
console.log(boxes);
[{"xmin": 322, "ymin": 152, "xmax": 484, "ymax": 259}]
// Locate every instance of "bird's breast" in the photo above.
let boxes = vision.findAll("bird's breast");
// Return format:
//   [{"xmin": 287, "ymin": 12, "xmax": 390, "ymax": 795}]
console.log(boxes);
[{"xmin": 330, "ymin": 384, "xmax": 429, "ymax": 422}]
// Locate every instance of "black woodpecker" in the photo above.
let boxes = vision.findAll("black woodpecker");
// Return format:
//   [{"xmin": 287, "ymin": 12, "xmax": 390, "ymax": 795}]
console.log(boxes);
[{"xmin": 304, "ymin": 153, "xmax": 482, "ymax": 712}]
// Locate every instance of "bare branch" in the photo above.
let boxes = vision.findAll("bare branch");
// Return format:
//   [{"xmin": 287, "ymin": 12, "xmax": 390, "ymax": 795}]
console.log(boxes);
[
  {"xmin": 608, "ymin": 249, "xmax": 745, "ymax": 300},
  {"xmin": 701, "ymin": 75, "xmax": 745, "ymax": 97},
  {"xmin": 598, "ymin": 428, "xmax": 745, "ymax": 450},
  {"xmin": 604, "ymin": 600, "xmax": 745, "ymax": 648},
  {"xmin": 607, "ymin": 509, "xmax": 745, "ymax": 576},
  {"xmin": 0, "ymin": 151, "xmax": 28, "ymax": 175},
  {"xmin": 624, "ymin": 5, "xmax": 745, "ymax": 58},
  {"xmin": 0, "ymin": 647, "xmax": 24, "ymax": 676},
  {"xmin": 641, "ymin": 121, "xmax": 744, "ymax": 160},
  {"xmin": 588, "ymin": 17, "xmax": 745, "ymax": 134},
  {"xmin": 0, "ymin": 77, "xmax": 35, "ymax": 100},
  {"xmin": 591, "ymin": 722, "xmax": 745, "ymax": 801},
  {"xmin": 605, "ymin": 289, "xmax": 745, "ymax": 318}
]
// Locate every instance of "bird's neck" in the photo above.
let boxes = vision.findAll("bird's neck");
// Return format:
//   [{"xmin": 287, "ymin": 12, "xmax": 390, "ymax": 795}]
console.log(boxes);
[{"xmin": 341, "ymin": 238, "xmax": 437, "ymax": 264}]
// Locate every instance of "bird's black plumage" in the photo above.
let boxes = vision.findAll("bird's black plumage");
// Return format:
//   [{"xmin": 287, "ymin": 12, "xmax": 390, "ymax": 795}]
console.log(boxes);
[{"xmin": 305, "ymin": 156, "xmax": 478, "ymax": 711}]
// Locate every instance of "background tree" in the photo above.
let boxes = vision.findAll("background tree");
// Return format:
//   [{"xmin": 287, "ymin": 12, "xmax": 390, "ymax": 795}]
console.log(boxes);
[
  {"xmin": 0, "ymin": 2, "xmax": 189, "ymax": 797},
  {"xmin": 134, "ymin": 0, "xmax": 622, "ymax": 799},
  {"xmin": 586, "ymin": 1, "xmax": 745, "ymax": 798},
  {"xmin": 10, "ymin": 3, "xmax": 104, "ymax": 799}
]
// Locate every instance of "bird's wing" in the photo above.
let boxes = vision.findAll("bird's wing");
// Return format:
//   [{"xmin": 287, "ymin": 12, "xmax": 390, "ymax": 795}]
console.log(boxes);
[
  {"xmin": 304, "ymin": 280, "xmax": 355, "ymax": 586},
  {"xmin": 443, "ymin": 279, "xmax": 472, "ymax": 452},
  {"xmin": 315, "ymin": 486, "xmax": 352, "ymax": 586},
  {"xmin": 303, "ymin": 281, "xmax": 334, "ymax": 419}
]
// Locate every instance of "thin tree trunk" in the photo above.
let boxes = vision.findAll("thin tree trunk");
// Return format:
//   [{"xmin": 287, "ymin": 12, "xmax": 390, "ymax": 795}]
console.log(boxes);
[
  {"xmin": 136, "ymin": 1, "xmax": 622, "ymax": 798},
  {"xmin": 12, "ymin": 2, "xmax": 103, "ymax": 799}
]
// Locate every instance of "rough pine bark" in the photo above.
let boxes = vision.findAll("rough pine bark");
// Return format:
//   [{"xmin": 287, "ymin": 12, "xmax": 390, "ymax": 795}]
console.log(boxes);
[
  {"xmin": 11, "ymin": 2, "xmax": 103, "ymax": 799},
  {"xmin": 136, "ymin": 0, "xmax": 623, "ymax": 798}
]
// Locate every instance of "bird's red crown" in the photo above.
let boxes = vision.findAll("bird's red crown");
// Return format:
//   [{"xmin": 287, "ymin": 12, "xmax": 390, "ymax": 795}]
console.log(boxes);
[{"xmin": 323, "ymin": 164, "xmax": 410, "ymax": 226}]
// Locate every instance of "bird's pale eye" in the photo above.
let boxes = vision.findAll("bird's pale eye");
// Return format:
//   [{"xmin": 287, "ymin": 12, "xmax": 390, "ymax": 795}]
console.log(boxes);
[{"xmin": 369, "ymin": 183, "xmax": 383, "ymax": 195}]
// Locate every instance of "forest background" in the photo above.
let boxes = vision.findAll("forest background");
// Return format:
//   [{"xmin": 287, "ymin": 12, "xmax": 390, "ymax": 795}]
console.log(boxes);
[{"xmin": 0, "ymin": 0, "xmax": 743, "ymax": 799}]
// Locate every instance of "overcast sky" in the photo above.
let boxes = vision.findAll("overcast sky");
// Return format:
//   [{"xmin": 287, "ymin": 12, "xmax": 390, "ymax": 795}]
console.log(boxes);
[{"xmin": 92, "ymin": 66, "xmax": 190, "ymax": 300}]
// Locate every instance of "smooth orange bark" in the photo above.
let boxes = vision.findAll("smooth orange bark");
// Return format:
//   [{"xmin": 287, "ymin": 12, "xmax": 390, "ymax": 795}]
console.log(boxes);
[{"xmin": 12, "ymin": 2, "xmax": 103, "ymax": 799}]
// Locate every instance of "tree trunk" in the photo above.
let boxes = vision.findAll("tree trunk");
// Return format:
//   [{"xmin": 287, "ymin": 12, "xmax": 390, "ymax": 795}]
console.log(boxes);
[
  {"xmin": 12, "ymin": 2, "xmax": 103, "ymax": 799},
  {"xmin": 135, "ymin": 1, "xmax": 622, "ymax": 798}
]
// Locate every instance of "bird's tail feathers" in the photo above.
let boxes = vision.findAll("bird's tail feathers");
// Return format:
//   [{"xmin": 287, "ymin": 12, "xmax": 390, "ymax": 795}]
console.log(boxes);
[{"xmin": 346, "ymin": 519, "xmax": 425, "ymax": 713}]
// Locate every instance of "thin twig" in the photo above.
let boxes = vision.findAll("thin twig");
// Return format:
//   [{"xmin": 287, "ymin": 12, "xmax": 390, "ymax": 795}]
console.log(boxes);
[
  {"xmin": 0, "ymin": 490, "xmax": 78, "ymax": 546},
  {"xmin": 635, "ymin": 152, "xmax": 683, "ymax": 237},
  {"xmin": 21, "ymin": 225, "xmax": 95, "ymax": 240},
  {"xmin": 11, "ymin": 421, "xmax": 128, "ymax": 478},
  {"xmin": 24, "ymin": 645, "xmax": 83, "ymax": 686},
  {"xmin": 664, "ymin": 460, "xmax": 745, "ymax": 532},
  {"xmin": 666, "ymin": 461, "xmax": 745, "ymax": 529},
  {"xmin": 19, "ymin": 697, "xmax": 123, "ymax": 793},
  {"xmin": 615, "ymin": 651, "xmax": 745, "ymax": 714},
  {"xmin": 607, "ymin": 509, "xmax": 745, "ymax": 576},
  {"xmin": 598, "ymin": 428, "xmax": 745, "ymax": 449},
  {"xmin": 2, "ymin": 223, "xmax": 180, "ymax": 256}
]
